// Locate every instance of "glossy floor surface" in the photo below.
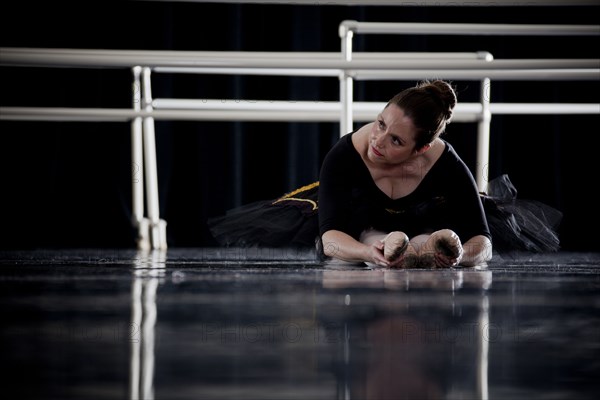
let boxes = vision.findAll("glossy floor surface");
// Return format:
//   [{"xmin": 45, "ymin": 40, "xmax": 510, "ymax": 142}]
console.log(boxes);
[{"xmin": 1, "ymin": 249, "xmax": 599, "ymax": 400}]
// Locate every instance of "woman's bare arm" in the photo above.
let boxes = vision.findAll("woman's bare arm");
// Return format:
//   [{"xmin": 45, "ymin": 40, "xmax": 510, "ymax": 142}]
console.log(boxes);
[{"xmin": 322, "ymin": 229, "xmax": 390, "ymax": 267}]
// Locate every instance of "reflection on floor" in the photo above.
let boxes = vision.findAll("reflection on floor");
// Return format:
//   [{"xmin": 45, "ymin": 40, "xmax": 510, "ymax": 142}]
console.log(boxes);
[{"xmin": 1, "ymin": 249, "xmax": 599, "ymax": 400}]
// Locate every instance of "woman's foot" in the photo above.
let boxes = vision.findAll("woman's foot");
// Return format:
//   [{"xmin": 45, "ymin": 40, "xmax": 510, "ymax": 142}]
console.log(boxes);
[
  {"xmin": 382, "ymin": 231, "xmax": 409, "ymax": 262},
  {"xmin": 400, "ymin": 243, "xmax": 421, "ymax": 268},
  {"xmin": 420, "ymin": 229, "xmax": 463, "ymax": 268}
]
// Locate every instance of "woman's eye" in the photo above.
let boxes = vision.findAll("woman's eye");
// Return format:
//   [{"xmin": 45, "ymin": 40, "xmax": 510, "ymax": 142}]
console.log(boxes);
[
  {"xmin": 391, "ymin": 136, "xmax": 402, "ymax": 146},
  {"xmin": 378, "ymin": 120, "xmax": 385, "ymax": 129}
]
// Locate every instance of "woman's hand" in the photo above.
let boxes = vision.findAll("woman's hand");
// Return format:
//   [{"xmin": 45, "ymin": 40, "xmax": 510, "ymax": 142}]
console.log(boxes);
[
  {"xmin": 368, "ymin": 240, "xmax": 390, "ymax": 267},
  {"xmin": 322, "ymin": 229, "xmax": 390, "ymax": 267},
  {"xmin": 433, "ymin": 246, "xmax": 463, "ymax": 267}
]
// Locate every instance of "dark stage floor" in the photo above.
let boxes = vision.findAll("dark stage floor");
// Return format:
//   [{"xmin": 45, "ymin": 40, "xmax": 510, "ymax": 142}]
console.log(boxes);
[{"xmin": 1, "ymin": 248, "xmax": 599, "ymax": 400}]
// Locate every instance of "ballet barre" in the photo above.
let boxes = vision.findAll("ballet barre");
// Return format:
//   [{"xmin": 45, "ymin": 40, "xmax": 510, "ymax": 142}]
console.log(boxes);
[
  {"xmin": 1, "ymin": 22, "xmax": 599, "ymax": 250},
  {"xmin": 3, "ymin": 48, "xmax": 596, "ymax": 69}
]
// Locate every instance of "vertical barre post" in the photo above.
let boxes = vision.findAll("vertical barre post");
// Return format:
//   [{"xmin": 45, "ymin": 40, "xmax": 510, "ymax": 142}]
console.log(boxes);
[
  {"xmin": 340, "ymin": 24, "xmax": 354, "ymax": 137},
  {"xmin": 131, "ymin": 66, "xmax": 149, "ymax": 250},
  {"xmin": 477, "ymin": 76, "xmax": 491, "ymax": 194},
  {"xmin": 477, "ymin": 52, "xmax": 493, "ymax": 193},
  {"xmin": 141, "ymin": 67, "xmax": 167, "ymax": 250}
]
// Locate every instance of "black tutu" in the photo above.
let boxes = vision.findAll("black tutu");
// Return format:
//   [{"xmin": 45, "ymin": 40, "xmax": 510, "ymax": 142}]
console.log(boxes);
[
  {"xmin": 207, "ymin": 182, "xmax": 320, "ymax": 248},
  {"xmin": 207, "ymin": 175, "xmax": 563, "ymax": 253},
  {"xmin": 481, "ymin": 174, "xmax": 563, "ymax": 253}
]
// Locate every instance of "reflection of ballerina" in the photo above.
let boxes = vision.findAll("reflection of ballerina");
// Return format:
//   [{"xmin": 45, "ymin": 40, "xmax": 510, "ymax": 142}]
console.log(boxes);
[
  {"xmin": 321, "ymin": 268, "xmax": 491, "ymax": 399},
  {"xmin": 357, "ymin": 315, "xmax": 447, "ymax": 400},
  {"xmin": 322, "ymin": 268, "xmax": 492, "ymax": 291}
]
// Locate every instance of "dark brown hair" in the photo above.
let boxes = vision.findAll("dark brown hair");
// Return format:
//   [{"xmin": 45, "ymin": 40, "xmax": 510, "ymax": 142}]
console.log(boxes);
[{"xmin": 386, "ymin": 80, "xmax": 457, "ymax": 149}]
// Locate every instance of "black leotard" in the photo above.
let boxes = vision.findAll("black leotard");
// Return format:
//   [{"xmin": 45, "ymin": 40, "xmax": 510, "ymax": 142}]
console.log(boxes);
[{"xmin": 318, "ymin": 132, "xmax": 491, "ymax": 243}]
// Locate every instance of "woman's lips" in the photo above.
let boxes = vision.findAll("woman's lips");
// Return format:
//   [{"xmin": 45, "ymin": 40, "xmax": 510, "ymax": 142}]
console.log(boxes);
[{"xmin": 371, "ymin": 146, "xmax": 383, "ymax": 157}]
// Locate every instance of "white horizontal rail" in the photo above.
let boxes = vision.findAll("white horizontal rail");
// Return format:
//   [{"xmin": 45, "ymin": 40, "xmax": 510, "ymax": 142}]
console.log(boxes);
[
  {"xmin": 152, "ymin": 99, "xmax": 600, "ymax": 116},
  {"xmin": 1, "ymin": 48, "xmax": 597, "ymax": 73},
  {"xmin": 150, "ymin": 1, "xmax": 600, "ymax": 6},
  {"xmin": 0, "ymin": 48, "xmax": 490, "ymax": 68},
  {"xmin": 152, "ymin": 51, "xmax": 491, "ymax": 77},
  {"xmin": 150, "ymin": 100, "xmax": 478, "ymax": 122},
  {"xmin": 2, "ymin": 103, "xmax": 597, "ymax": 122},
  {"xmin": 153, "ymin": 51, "xmax": 490, "ymax": 60},
  {"xmin": 154, "ymin": 67, "xmax": 341, "ymax": 77},
  {"xmin": 351, "ymin": 69, "xmax": 600, "ymax": 81},
  {"xmin": 2, "ymin": 50, "xmax": 491, "ymax": 79},
  {"xmin": 340, "ymin": 21, "xmax": 600, "ymax": 36},
  {"xmin": 491, "ymin": 103, "xmax": 600, "ymax": 114},
  {"xmin": 0, "ymin": 106, "xmax": 416, "ymax": 123},
  {"xmin": 0, "ymin": 107, "xmax": 350, "ymax": 122},
  {"xmin": 1, "ymin": 49, "xmax": 489, "ymax": 62}
]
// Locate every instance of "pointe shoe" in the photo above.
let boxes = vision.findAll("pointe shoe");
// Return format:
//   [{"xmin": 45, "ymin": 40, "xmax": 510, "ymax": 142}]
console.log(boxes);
[
  {"xmin": 382, "ymin": 231, "xmax": 409, "ymax": 262},
  {"xmin": 436, "ymin": 235, "xmax": 462, "ymax": 259},
  {"xmin": 420, "ymin": 229, "xmax": 462, "ymax": 268}
]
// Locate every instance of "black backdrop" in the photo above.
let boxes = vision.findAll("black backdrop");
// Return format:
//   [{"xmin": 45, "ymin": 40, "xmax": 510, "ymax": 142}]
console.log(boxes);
[{"xmin": 1, "ymin": 1, "xmax": 599, "ymax": 251}]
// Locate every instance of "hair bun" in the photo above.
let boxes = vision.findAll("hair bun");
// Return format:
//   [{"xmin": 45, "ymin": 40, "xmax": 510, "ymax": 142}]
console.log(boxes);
[{"xmin": 420, "ymin": 80, "xmax": 457, "ymax": 121}]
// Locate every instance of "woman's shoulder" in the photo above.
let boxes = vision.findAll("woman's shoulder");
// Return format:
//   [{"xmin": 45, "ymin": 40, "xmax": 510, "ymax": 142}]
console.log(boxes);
[
  {"xmin": 324, "ymin": 130, "xmax": 360, "ymax": 163},
  {"xmin": 426, "ymin": 139, "xmax": 475, "ymax": 185},
  {"xmin": 436, "ymin": 139, "xmax": 466, "ymax": 167},
  {"xmin": 320, "ymin": 130, "xmax": 368, "ymax": 183},
  {"xmin": 332, "ymin": 124, "xmax": 371, "ymax": 154}
]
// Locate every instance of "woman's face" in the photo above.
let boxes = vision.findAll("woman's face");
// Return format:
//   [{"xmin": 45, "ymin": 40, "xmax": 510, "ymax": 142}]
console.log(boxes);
[{"xmin": 367, "ymin": 104, "xmax": 420, "ymax": 165}]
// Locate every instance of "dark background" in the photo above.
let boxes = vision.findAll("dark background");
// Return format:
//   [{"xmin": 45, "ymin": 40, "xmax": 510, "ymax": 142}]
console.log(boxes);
[{"xmin": 1, "ymin": 1, "xmax": 599, "ymax": 251}]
